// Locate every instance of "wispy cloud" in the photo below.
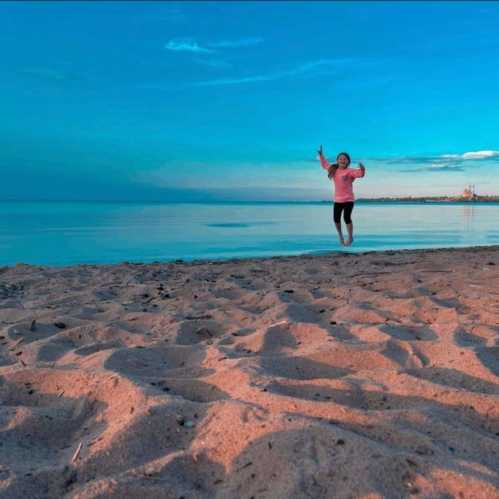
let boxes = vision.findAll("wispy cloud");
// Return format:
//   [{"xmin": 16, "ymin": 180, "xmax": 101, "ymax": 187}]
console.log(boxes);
[
  {"xmin": 165, "ymin": 38, "xmax": 213, "ymax": 54},
  {"xmin": 207, "ymin": 37, "xmax": 264, "ymax": 49},
  {"xmin": 381, "ymin": 149, "xmax": 499, "ymax": 173},
  {"xmin": 403, "ymin": 165, "xmax": 465, "ymax": 173},
  {"xmin": 193, "ymin": 74, "xmax": 277, "ymax": 86},
  {"xmin": 164, "ymin": 36, "xmax": 263, "ymax": 56},
  {"xmin": 192, "ymin": 58, "xmax": 357, "ymax": 87},
  {"xmin": 387, "ymin": 150, "xmax": 499, "ymax": 165},
  {"xmin": 441, "ymin": 150, "xmax": 499, "ymax": 160},
  {"xmin": 165, "ymin": 36, "xmax": 263, "ymax": 72}
]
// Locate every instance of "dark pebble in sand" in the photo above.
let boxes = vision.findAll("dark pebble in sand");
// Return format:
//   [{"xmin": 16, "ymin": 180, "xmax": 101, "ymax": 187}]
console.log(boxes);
[
  {"xmin": 64, "ymin": 470, "xmax": 78, "ymax": 489},
  {"xmin": 196, "ymin": 327, "xmax": 213, "ymax": 337},
  {"xmin": 284, "ymin": 289, "xmax": 294, "ymax": 293},
  {"xmin": 54, "ymin": 322, "xmax": 66, "ymax": 329},
  {"xmin": 336, "ymin": 439, "xmax": 345, "ymax": 445}
]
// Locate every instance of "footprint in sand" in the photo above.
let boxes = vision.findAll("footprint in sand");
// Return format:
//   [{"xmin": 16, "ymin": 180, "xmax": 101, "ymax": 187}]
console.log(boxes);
[
  {"xmin": 379, "ymin": 324, "xmax": 438, "ymax": 341},
  {"xmin": 176, "ymin": 319, "xmax": 226, "ymax": 345},
  {"xmin": 406, "ymin": 367, "xmax": 499, "ymax": 395},
  {"xmin": 104, "ymin": 343, "xmax": 212, "ymax": 380}
]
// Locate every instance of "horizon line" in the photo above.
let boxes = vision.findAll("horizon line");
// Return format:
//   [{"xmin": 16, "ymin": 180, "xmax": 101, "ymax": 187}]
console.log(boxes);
[{"xmin": 2, "ymin": 196, "xmax": 499, "ymax": 205}]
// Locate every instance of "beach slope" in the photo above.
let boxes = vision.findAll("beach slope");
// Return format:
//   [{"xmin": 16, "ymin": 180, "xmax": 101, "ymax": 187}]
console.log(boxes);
[{"xmin": 1, "ymin": 247, "xmax": 498, "ymax": 498}]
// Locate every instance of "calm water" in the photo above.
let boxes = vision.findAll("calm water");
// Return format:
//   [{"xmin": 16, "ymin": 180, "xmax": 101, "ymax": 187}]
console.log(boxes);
[{"xmin": 1, "ymin": 202, "xmax": 498, "ymax": 266}]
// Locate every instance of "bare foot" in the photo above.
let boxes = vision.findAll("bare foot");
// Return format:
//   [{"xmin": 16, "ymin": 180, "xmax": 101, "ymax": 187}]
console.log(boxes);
[
  {"xmin": 345, "ymin": 238, "xmax": 353, "ymax": 246},
  {"xmin": 339, "ymin": 238, "xmax": 346, "ymax": 246}
]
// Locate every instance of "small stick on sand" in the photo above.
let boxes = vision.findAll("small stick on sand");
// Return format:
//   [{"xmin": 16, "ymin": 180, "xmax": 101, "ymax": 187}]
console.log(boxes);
[
  {"xmin": 350, "ymin": 271, "xmax": 391, "ymax": 278},
  {"xmin": 268, "ymin": 320, "xmax": 288, "ymax": 328},
  {"xmin": 71, "ymin": 441, "xmax": 83, "ymax": 463}
]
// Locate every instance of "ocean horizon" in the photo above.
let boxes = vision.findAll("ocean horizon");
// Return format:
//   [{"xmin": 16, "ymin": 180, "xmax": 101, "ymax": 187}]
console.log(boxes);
[
  {"xmin": 1, "ymin": 201, "xmax": 498, "ymax": 267},
  {"xmin": 2, "ymin": 199, "xmax": 499, "ymax": 205}
]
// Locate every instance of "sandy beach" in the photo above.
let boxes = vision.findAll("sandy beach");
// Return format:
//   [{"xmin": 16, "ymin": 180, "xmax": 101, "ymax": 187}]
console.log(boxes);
[{"xmin": 1, "ymin": 246, "xmax": 498, "ymax": 498}]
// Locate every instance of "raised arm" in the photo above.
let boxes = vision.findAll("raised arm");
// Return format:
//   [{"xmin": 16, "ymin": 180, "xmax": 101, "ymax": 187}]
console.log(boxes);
[
  {"xmin": 318, "ymin": 145, "xmax": 331, "ymax": 171},
  {"xmin": 350, "ymin": 162, "xmax": 366, "ymax": 178}
]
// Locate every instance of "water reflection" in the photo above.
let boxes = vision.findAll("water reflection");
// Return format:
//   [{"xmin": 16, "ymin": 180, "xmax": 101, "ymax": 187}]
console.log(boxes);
[
  {"xmin": 461, "ymin": 204, "xmax": 475, "ymax": 231},
  {"xmin": 0, "ymin": 202, "xmax": 498, "ymax": 266}
]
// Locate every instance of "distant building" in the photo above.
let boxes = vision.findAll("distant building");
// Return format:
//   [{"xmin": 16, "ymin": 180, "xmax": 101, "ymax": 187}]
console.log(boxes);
[{"xmin": 462, "ymin": 184, "xmax": 476, "ymax": 200}]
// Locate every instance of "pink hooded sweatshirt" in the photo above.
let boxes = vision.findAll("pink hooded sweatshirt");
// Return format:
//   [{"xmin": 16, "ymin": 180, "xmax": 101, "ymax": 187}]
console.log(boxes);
[{"xmin": 320, "ymin": 155, "xmax": 365, "ymax": 203}]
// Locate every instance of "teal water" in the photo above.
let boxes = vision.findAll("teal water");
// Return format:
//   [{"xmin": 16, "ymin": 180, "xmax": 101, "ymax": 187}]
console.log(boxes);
[{"xmin": 1, "ymin": 202, "xmax": 498, "ymax": 266}]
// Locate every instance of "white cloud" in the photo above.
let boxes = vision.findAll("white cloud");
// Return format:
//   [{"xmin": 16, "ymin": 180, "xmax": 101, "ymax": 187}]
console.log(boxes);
[
  {"xmin": 165, "ymin": 36, "xmax": 263, "ymax": 56},
  {"xmin": 208, "ymin": 37, "xmax": 264, "ymax": 48},
  {"xmin": 441, "ymin": 150, "xmax": 499, "ymax": 160},
  {"xmin": 165, "ymin": 38, "xmax": 213, "ymax": 54}
]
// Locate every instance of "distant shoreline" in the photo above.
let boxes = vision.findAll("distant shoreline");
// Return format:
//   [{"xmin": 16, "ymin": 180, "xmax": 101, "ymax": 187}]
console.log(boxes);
[
  {"xmin": 356, "ymin": 195, "xmax": 499, "ymax": 203},
  {"xmin": 1, "ymin": 198, "xmax": 499, "ymax": 205}
]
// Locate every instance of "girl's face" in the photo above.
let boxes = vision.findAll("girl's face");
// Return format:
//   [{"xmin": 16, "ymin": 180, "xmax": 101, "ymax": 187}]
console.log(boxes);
[{"xmin": 337, "ymin": 154, "xmax": 350, "ymax": 169}]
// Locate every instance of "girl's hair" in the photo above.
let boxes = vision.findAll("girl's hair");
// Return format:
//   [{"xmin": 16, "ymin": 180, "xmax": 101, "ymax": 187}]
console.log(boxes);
[
  {"xmin": 328, "ymin": 153, "xmax": 351, "ymax": 179},
  {"xmin": 328, "ymin": 164, "xmax": 338, "ymax": 179},
  {"xmin": 336, "ymin": 152, "xmax": 351, "ymax": 165}
]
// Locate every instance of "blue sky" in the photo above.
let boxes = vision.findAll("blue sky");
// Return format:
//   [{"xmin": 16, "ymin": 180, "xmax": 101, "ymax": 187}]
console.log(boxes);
[{"xmin": 1, "ymin": 1, "xmax": 499, "ymax": 201}]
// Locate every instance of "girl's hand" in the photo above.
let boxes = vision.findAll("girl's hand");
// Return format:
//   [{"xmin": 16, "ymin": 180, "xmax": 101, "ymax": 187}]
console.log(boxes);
[
  {"xmin": 359, "ymin": 162, "xmax": 365, "ymax": 170},
  {"xmin": 318, "ymin": 145, "xmax": 323, "ymax": 156}
]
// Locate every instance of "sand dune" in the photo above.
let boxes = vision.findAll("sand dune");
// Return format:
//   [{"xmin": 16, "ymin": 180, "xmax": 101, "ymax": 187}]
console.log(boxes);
[{"xmin": 1, "ymin": 247, "xmax": 498, "ymax": 498}]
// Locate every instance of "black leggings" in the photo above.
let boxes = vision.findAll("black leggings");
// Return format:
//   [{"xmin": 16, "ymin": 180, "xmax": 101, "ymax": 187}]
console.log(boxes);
[{"xmin": 333, "ymin": 202, "xmax": 354, "ymax": 224}]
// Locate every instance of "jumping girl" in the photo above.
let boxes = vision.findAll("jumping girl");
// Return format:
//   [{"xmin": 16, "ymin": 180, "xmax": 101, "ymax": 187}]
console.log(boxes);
[{"xmin": 318, "ymin": 145, "xmax": 366, "ymax": 246}]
